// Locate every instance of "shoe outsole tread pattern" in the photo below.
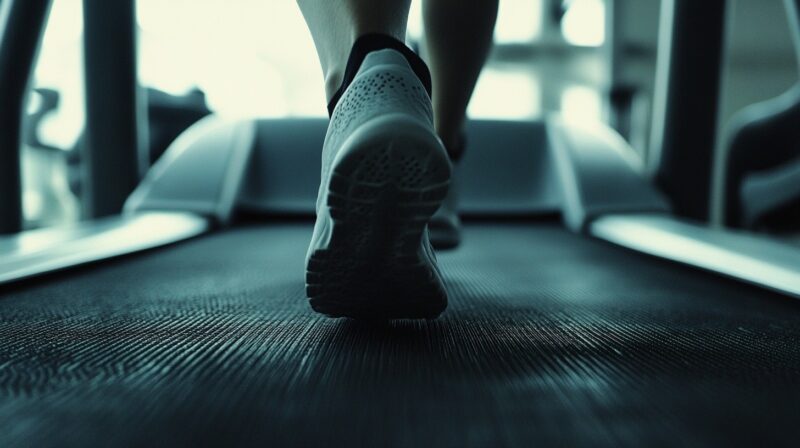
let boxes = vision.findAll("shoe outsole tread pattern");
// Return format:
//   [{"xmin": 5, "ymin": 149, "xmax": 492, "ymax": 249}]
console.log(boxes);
[{"xmin": 306, "ymin": 133, "xmax": 451, "ymax": 320}]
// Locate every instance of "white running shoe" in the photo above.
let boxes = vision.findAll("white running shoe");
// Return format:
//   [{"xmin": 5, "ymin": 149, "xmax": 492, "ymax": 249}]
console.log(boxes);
[{"xmin": 305, "ymin": 49, "xmax": 452, "ymax": 319}]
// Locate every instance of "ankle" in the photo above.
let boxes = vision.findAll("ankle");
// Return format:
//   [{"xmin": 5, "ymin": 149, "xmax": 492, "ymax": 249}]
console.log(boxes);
[
  {"xmin": 324, "ymin": 70, "xmax": 345, "ymax": 103},
  {"xmin": 326, "ymin": 33, "xmax": 432, "ymax": 117},
  {"xmin": 437, "ymin": 129, "xmax": 467, "ymax": 162}
]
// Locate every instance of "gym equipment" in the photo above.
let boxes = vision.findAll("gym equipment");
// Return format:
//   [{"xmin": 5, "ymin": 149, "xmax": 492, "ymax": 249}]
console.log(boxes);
[{"xmin": 1, "ymin": 0, "xmax": 799, "ymax": 445}]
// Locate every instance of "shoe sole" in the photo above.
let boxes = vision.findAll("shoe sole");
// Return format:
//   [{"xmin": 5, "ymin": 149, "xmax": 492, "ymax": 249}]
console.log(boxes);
[{"xmin": 306, "ymin": 116, "xmax": 451, "ymax": 319}]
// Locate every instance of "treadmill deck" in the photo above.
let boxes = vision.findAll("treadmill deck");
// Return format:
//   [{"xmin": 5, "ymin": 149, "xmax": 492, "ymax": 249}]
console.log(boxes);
[{"xmin": 1, "ymin": 222, "xmax": 799, "ymax": 446}]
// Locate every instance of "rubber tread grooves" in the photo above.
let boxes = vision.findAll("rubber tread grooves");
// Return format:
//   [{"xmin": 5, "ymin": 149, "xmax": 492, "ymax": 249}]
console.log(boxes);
[{"xmin": 1, "ymin": 223, "xmax": 799, "ymax": 447}]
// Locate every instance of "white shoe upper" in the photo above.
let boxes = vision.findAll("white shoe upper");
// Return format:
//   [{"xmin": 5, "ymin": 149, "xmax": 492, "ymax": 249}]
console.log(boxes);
[{"xmin": 319, "ymin": 49, "xmax": 435, "ymax": 196}]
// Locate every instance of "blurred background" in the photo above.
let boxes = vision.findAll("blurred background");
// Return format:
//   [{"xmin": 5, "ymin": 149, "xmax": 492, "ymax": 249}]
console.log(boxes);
[{"xmin": 21, "ymin": 0, "xmax": 799, "ymax": 229}]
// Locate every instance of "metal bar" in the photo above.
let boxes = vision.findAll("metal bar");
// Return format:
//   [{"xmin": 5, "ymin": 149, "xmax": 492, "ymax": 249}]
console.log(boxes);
[
  {"xmin": 82, "ymin": 0, "xmax": 143, "ymax": 218},
  {"xmin": 649, "ymin": 0, "xmax": 728, "ymax": 222},
  {"xmin": 604, "ymin": 0, "xmax": 638, "ymax": 142},
  {"xmin": 721, "ymin": 0, "xmax": 800, "ymax": 227},
  {"xmin": 787, "ymin": 0, "xmax": 800, "ymax": 71},
  {"xmin": 605, "ymin": 0, "xmax": 625, "ymax": 88},
  {"xmin": 0, "ymin": 0, "xmax": 52, "ymax": 234}
]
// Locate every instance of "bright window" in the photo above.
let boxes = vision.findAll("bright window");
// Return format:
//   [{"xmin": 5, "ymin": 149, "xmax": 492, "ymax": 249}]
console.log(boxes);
[{"xmin": 561, "ymin": 0, "xmax": 606, "ymax": 47}]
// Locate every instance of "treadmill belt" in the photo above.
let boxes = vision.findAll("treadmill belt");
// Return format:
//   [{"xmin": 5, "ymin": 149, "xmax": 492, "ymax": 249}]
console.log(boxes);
[{"xmin": 1, "ymin": 222, "xmax": 799, "ymax": 447}]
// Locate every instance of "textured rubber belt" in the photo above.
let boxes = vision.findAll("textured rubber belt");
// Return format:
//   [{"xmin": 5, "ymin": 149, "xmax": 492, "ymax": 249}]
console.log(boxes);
[{"xmin": 1, "ymin": 223, "xmax": 799, "ymax": 446}]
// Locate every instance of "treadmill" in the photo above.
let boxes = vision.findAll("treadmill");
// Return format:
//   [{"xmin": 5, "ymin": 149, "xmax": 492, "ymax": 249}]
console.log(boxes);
[{"xmin": 1, "ymin": 0, "xmax": 799, "ymax": 446}]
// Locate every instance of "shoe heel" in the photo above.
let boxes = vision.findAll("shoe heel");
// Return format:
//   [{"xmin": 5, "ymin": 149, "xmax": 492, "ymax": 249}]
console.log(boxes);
[{"xmin": 306, "ymin": 118, "xmax": 451, "ymax": 319}]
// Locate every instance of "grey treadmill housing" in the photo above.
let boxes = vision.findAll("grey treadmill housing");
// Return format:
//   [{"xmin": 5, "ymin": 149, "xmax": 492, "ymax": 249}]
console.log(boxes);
[
  {"xmin": 126, "ymin": 114, "xmax": 667, "ymax": 231},
  {"xmin": 546, "ymin": 116, "xmax": 671, "ymax": 232},
  {"xmin": 125, "ymin": 116, "xmax": 256, "ymax": 225},
  {"xmin": 238, "ymin": 118, "xmax": 561, "ymax": 215}
]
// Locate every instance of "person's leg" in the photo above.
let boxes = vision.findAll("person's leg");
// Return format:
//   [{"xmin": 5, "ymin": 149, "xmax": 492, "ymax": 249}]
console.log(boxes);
[
  {"xmin": 424, "ymin": 0, "xmax": 499, "ymax": 156},
  {"xmin": 423, "ymin": 0, "xmax": 499, "ymax": 249},
  {"xmin": 298, "ymin": 1, "xmax": 451, "ymax": 319},
  {"xmin": 297, "ymin": 0, "xmax": 412, "ymax": 101}
]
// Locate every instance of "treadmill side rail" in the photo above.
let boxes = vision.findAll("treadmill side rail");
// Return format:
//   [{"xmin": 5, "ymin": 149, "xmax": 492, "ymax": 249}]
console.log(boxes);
[
  {"xmin": 124, "ymin": 116, "xmax": 256, "ymax": 225},
  {"xmin": 741, "ymin": 156, "xmax": 800, "ymax": 229},
  {"xmin": 0, "ymin": 212, "xmax": 209, "ymax": 286},
  {"xmin": 592, "ymin": 214, "xmax": 800, "ymax": 298},
  {"xmin": 547, "ymin": 116, "xmax": 671, "ymax": 233}
]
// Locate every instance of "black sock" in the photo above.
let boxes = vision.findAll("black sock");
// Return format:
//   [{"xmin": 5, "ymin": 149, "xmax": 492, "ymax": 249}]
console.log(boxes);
[{"xmin": 327, "ymin": 33, "xmax": 433, "ymax": 117}]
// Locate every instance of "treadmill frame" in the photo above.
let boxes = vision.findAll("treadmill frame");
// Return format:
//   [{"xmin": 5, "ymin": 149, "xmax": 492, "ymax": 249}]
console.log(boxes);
[
  {"xmin": 0, "ymin": 0, "xmax": 52, "ymax": 234},
  {"xmin": 1, "ymin": 0, "xmax": 799, "ymax": 298}
]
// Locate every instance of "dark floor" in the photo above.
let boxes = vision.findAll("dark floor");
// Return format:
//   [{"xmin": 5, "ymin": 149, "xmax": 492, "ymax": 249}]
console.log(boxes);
[{"xmin": 1, "ymin": 222, "xmax": 799, "ymax": 447}]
